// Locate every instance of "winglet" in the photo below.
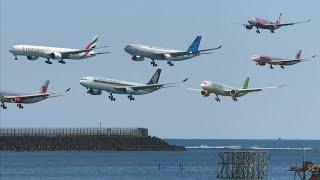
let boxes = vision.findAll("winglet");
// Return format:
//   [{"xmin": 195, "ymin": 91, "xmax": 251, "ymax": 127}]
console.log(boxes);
[
  {"xmin": 182, "ymin": 78, "xmax": 188, "ymax": 83},
  {"xmin": 65, "ymin": 88, "xmax": 71, "ymax": 92}
]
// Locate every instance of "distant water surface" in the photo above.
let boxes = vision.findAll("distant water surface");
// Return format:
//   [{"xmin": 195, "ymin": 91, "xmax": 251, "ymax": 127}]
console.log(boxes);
[{"xmin": 1, "ymin": 139, "xmax": 319, "ymax": 180}]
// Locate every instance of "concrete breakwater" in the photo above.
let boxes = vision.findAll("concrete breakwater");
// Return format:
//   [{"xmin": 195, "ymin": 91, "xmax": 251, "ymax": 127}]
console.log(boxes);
[{"xmin": 0, "ymin": 128, "xmax": 185, "ymax": 151}]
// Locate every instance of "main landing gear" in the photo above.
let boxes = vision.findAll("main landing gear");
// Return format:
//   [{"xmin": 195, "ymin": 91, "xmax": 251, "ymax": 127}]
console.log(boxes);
[
  {"xmin": 232, "ymin": 97, "xmax": 238, "ymax": 102},
  {"xmin": 127, "ymin": 94, "xmax": 135, "ymax": 101},
  {"xmin": 108, "ymin": 92, "xmax": 116, "ymax": 101},
  {"xmin": 1, "ymin": 102, "xmax": 7, "ymax": 109},
  {"xmin": 45, "ymin": 58, "xmax": 52, "ymax": 64},
  {"xmin": 150, "ymin": 59, "xmax": 157, "ymax": 67},
  {"xmin": 58, "ymin": 59, "xmax": 66, "ymax": 64},
  {"xmin": 167, "ymin": 61, "xmax": 174, "ymax": 66},
  {"xmin": 270, "ymin": 30, "xmax": 275, "ymax": 33},
  {"xmin": 280, "ymin": 65, "xmax": 284, "ymax": 69},
  {"xmin": 214, "ymin": 94, "xmax": 221, "ymax": 102},
  {"xmin": 269, "ymin": 65, "xmax": 274, "ymax": 69},
  {"xmin": 256, "ymin": 28, "xmax": 260, "ymax": 34},
  {"xmin": 17, "ymin": 103, "xmax": 24, "ymax": 109}
]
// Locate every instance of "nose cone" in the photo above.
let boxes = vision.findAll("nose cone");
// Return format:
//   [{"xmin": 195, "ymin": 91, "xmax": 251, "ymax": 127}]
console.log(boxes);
[
  {"xmin": 9, "ymin": 46, "xmax": 16, "ymax": 53},
  {"xmin": 248, "ymin": 17, "xmax": 256, "ymax": 24},
  {"xmin": 124, "ymin": 45, "xmax": 132, "ymax": 53},
  {"xmin": 251, "ymin": 55, "xmax": 260, "ymax": 61},
  {"xmin": 201, "ymin": 81, "xmax": 208, "ymax": 89},
  {"xmin": 80, "ymin": 77, "xmax": 90, "ymax": 87}
]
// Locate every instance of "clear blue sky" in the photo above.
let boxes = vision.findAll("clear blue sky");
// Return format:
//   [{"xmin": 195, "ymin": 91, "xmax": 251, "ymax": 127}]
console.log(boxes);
[{"xmin": 1, "ymin": 0, "xmax": 319, "ymax": 139}]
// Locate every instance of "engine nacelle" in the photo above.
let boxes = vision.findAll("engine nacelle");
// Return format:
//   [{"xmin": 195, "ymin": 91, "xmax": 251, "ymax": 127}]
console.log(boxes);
[
  {"xmin": 50, "ymin": 52, "xmax": 62, "ymax": 60},
  {"xmin": 245, "ymin": 24, "xmax": 253, "ymax": 30},
  {"xmin": 13, "ymin": 97, "xmax": 23, "ymax": 103},
  {"xmin": 132, "ymin": 56, "xmax": 144, "ymax": 61},
  {"xmin": 124, "ymin": 87, "xmax": 135, "ymax": 94},
  {"xmin": 201, "ymin": 90, "xmax": 209, "ymax": 97},
  {"xmin": 230, "ymin": 89, "xmax": 238, "ymax": 96},
  {"xmin": 258, "ymin": 62, "xmax": 266, "ymax": 66},
  {"xmin": 87, "ymin": 89, "xmax": 102, "ymax": 95},
  {"xmin": 163, "ymin": 54, "xmax": 171, "ymax": 60},
  {"xmin": 27, "ymin": 56, "xmax": 38, "ymax": 60}
]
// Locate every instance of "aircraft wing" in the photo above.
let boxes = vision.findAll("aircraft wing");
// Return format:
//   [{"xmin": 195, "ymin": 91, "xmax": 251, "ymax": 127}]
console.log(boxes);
[
  {"xmin": 266, "ymin": 19, "xmax": 311, "ymax": 27},
  {"xmin": 154, "ymin": 45, "xmax": 222, "ymax": 58},
  {"xmin": 3, "ymin": 88, "xmax": 71, "ymax": 101},
  {"xmin": 225, "ymin": 85, "xmax": 284, "ymax": 94},
  {"xmin": 272, "ymin": 55, "xmax": 316, "ymax": 64},
  {"xmin": 59, "ymin": 46, "xmax": 109, "ymax": 56}
]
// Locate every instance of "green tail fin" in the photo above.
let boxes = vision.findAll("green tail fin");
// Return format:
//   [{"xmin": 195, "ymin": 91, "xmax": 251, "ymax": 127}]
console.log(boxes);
[{"xmin": 242, "ymin": 77, "xmax": 249, "ymax": 89}]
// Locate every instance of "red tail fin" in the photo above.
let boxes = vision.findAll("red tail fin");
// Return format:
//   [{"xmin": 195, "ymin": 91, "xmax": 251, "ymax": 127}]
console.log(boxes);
[
  {"xmin": 39, "ymin": 80, "xmax": 50, "ymax": 94},
  {"xmin": 295, "ymin": 50, "xmax": 302, "ymax": 59},
  {"xmin": 276, "ymin": 13, "xmax": 282, "ymax": 24}
]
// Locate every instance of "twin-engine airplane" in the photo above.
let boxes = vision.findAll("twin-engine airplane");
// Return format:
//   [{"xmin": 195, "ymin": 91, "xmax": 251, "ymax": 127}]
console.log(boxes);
[
  {"xmin": 124, "ymin": 36, "xmax": 222, "ymax": 67},
  {"xmin": 188, "ymin": 77, "xmax": 283, "ymax": 102},
  {"xmin": 9, "ymin": 35, "xmax": 109, "ymax": 64},
  {"xmin": 1, "ymin": 80, "xmax": 70, "ymax": 109},
  {"xmin": 80, "ymin": 69, "xmax": 188, "ymax": 101},
  {"xmin": 241, "ymin": 13, "xmax": 310, "ymax": 33},
  {"xmin": 251, "ymin": 50, "xmax": 317, "ymax": 69}
]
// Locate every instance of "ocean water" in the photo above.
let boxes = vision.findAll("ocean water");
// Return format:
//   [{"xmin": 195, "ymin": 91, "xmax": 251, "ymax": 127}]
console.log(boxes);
[{"xmin": 0, "ymin": 139, "xmax": 319, "ymax": 180}]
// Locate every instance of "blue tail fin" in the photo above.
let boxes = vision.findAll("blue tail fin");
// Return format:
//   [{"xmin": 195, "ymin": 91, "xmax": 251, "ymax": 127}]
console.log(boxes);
[
  {"xmin": 147, "ymin": 69, "xmax": 161, "ymax": 85},
  {"xmin": 187, "ymin": 36, "xmax": 202, "ymax": 52}
]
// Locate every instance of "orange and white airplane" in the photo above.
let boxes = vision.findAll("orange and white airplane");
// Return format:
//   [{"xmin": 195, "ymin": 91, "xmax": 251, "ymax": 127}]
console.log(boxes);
[
  {"xmin": 251, "ymin": 50, "xmax": 316, "ymax": 69},
  {"xmin": 1, "ymin": 80, "xmax": 70, "ymax": 109}
]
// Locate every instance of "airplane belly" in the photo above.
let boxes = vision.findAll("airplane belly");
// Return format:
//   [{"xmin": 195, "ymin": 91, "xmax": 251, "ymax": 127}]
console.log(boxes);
[{"xmin": 23, "ymin": 97, "xmax": 46, "ymax": 104}]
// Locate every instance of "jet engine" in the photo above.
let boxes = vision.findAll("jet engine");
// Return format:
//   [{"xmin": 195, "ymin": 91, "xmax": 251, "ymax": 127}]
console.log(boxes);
[
  {"xmin": 230, "ymin": 89, "xmax": 238, "ymax": 96},
  {"xmin": 200, "ymin": 90, "xmax": 209, "ymax": 97},
  {"xmin": 132, "ymin": 56, "xmax": 144, "ymax": 61},
  {"xmin": 163, "ymin": 54, "xmax": 172, "ymax": 60},
  {"xmin": 124, "ymin": 87, "xmax": 135, "ymax": 94},
  {"xmin": 50, "ymin": 52, "xmax": 63, "ymax": 60},
  {"xmin": 27, "ymin": 56, "xmax": 39, "ymax": 60},
  {"xmin": 87, "ymin": 89, "xmax": 102, "ymax": 95},
  {"xmin": 244, "ymin": 24, "xmax": 253, "ymax": 30}
]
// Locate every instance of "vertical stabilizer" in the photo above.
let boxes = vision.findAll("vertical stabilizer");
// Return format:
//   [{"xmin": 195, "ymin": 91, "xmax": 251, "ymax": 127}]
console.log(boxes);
[
  {"xmin": 276, "ymin": 13, "xmax": 282, "ymax": 24},
  {"xmin": 39, "ymin": 80, "xmax": 50, "ymax": 94},
  {"xmin": 242, "ymin": 77, "xmax": 250, "ymax": 89},
  {"xmin": 187, "ymin": 36, "xmax": 202, "ymax": 52},
  {"xmin": 295, "ymin": 50, "xmax": 302, "ymax": 59},
  {"xmin": 147, "ymin": 69, "xmax": 161, "ymax": 85}
]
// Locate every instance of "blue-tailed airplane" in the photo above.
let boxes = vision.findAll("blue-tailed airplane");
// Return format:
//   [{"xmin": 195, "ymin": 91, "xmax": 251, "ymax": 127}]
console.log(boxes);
[
  {"xmin": 124, "ymin": 36, "xmax": 222, "ymax": 67},
  {"xmin": 80, "ymin": 69, "xmax": 188, "ymax": 101}
]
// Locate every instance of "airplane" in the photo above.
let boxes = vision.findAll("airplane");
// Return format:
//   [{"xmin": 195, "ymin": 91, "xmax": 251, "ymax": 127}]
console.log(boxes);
[
  {"xmin": 188, "ymin": 77, "xmax": 283, "ymax": 102},
  {"xmin": 80, "ymin": 69, "xmax": 188, "ymax": 101},
  {"xmin": 241, "ymin": 13, "xmax": 310, "ymax": 33},
  {"xmin": 1, "ymin": 80, "xmax": 70, "ymax": 109},
  {"xmin": 251, "ymin": 50, "xmax": 317, "ymax": 69},
  {"xmin": 8, "ymin": 35, "xmax": 109, "ymax": 64},
  {"xmin": 124, "ymin": 36, "xmax": 222, "ymax": 67}
]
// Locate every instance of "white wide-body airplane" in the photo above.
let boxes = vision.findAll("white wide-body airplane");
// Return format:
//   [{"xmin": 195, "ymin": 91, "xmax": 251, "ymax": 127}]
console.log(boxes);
[
  {"xmin": 188, "ymin": 77, "xmax": 283, "ymax": 102},
  {"xmin": 124, "ymin": 36, "xmax": 222, "ymax": 67},
  {"xmin": 9, "ymin": 35, "xmax": 109, "ymax": 64},
  {"xmin": 1, "ymin": 80, "xmax": 70, "ymax": 109},
  {"xmin": 251, "ymin": 50, "xmax": 316, "ymax": 69},
  {"xmin": 80, "ymin": 69, "xmax": 188, "ymax": 101}
]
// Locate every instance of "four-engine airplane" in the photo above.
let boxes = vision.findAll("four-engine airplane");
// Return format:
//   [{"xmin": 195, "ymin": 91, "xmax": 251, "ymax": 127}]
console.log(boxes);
[
  {"xmin": 80, "ymin": 69, "xmax": 188, "ymax": 101},
  {"xmin": 188, "ymin": 77, "xmax": 283, "ymax": 102},
  {"xmin": 9, "ymin": 35, "xmax": 109, "ymax": 64},
  {"xmin": 0, "ymin": 80, "xmax": 70, "ymax": 109},
  {"xmin": 251, "ymin": 50, "xmax": 316, "ymax": 69},
  {"xmin": 124, "ymin": 36, "xmax": 222, "ymax": 67},
  {"xmin": 241, "ymin": 13, "xmax": 310, "ymax": 33}
]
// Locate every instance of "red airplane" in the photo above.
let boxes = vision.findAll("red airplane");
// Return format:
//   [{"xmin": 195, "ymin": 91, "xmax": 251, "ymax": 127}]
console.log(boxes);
[{"xmin": 243, "ymin": 13, "xmax": 310, "ymax": 33}]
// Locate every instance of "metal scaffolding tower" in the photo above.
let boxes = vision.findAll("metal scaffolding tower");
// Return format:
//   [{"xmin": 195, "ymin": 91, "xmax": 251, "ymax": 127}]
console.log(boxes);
[{"xmin": 217, "ymin": 150, "xmax": 270, "ymax": 179}]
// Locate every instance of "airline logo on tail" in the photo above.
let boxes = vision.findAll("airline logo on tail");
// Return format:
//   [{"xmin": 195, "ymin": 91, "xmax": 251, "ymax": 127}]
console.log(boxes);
[
  {"xmin": 147, "ymin": 69, "xmax": 161, "ymax": 85},
  {"xmin": 83, "ymin": 35, "xmax": 98, "ymax": 57},
  {"xmin": 295, "ymin": 50, "xmax": 302, "ymax": 59},
  {"xmin": 242, "ymin": 77, "xmax": 250, "ymax": 89},
  {"xmin": 187, "ymin": 36, "xmax": 202, "ymax": 52},
  {"xmin": 39, "ymin": 80, "xmax": 50, "ymax": 94}
]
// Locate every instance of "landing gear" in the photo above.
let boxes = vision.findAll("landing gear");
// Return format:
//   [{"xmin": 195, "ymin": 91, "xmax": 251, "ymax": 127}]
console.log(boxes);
[
  {"xmin": 14, "ymin": 56, "xmax": 18, "ymax": 60},
  {"xmin": 269, "ymin": 65, "xmax": 274, "ymax": 69},
  {"xmin": 108, "ymin": 92, "xmax": 116, "ymax": 101},
  {"xmin": 58, "ymin": 59, "xmax": 66, "ymax": 64},
  {"xmin": 45, "ymin": 58, "xmax": 52, "ymax": 64},
  {"xmin": 167, "ymin": 61, "xmax": 174, "ymax": 66},
  {"xmin": 232, "ymin": 97, "xmax": 238, "ymax": 102},
  {"xmin": 280, "ymin": 65, "xmax": 284, "ymax": 69},
  {"xmin": 127, "ymin": 94, "xmax": 135, "ymax": 101},
  {"xmin": 214, "ymin": 95, "xmax": 221, "ymax": 102},
  {"xmin": 17, "ymin": 104, "xmax": 24, "ymax": 109},
  {"xmin": 256, "ymin": 28, "xmax": 260, "ymax": 34},
  {"xmin": 150, "ymin": 59, "xmax": 157, "ymax": 67},
  {"xmin": 270, "ymin": 30, "xmax": 275, "ymax": 33},
  {"xmin": 1, "ymin": 102, "xmax": 7, "ymax": 109}
]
